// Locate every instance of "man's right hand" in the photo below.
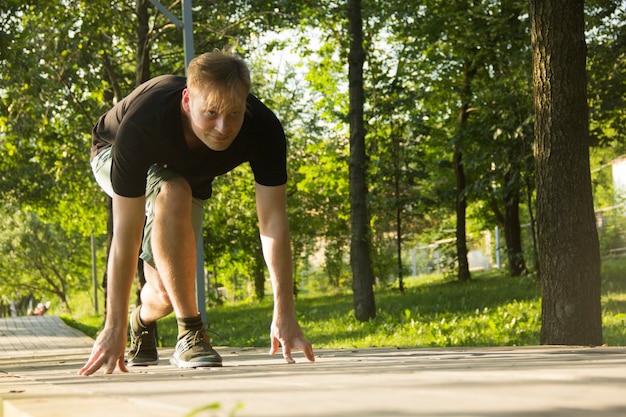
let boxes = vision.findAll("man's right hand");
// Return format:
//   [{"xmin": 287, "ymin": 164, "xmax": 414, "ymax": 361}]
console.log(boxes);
[{"xmin": 78, "ymin": 325, "xmax": 128, "ymax": 376}]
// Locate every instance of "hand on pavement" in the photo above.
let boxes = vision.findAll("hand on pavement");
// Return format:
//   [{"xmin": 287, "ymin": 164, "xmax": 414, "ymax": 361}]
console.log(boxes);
[
  {"xmin": 78, "ymin": 325, "xmax": 128, "ymax": 376},
  {"xmin": 269, "ymin": 315, "xmax": 315, "ymax": 364}
]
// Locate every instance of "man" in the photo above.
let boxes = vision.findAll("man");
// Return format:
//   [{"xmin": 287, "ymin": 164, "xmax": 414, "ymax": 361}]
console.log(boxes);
[{"xmin": 79, "ymin": 49, "xmax": 315, "ymax": 375}]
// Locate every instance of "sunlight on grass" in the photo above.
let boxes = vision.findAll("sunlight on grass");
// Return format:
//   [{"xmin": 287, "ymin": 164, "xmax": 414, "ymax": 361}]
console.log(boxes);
[
  {"xmin": 602, "ymin": 292, "xmax": 626, "ymax": 345},
  {"xmin": 299, "ymin": 274, "xmax": 542, "ymax": 349},
  {"xmin": 59, "ymin": 314, "xmax": 102, "ymax": 339}
]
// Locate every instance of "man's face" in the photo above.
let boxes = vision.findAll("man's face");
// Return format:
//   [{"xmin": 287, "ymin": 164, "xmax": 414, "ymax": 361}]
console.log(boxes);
[{"xmin": 182, "ymin": 87, "xmax": 247, "ymax": 151}]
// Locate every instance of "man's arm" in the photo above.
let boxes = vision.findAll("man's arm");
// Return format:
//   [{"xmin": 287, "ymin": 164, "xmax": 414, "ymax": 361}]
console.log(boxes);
[
  {"xmin": 255, "ymin": 183, "xmax": 315, "ymax": 363},
  {"xmin": 79, "ymin": 194, "xmax": 146, "ymax": 375}
]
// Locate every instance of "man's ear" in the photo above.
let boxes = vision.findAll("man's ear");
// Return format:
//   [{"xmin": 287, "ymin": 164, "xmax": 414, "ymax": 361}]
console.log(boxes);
[{"xmin": 181, "ymin": 88, "xmax": 191, "ymax": 112}]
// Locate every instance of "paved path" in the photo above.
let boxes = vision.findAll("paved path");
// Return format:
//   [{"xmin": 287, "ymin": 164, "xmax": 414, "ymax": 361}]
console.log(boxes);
[
  {"xmin": 0, "ymin": 316, "xmax": 94, "ymax": 354},
  {"xmin": 1, "ymin": 316, "xmax": 626, "ymax": 417}
]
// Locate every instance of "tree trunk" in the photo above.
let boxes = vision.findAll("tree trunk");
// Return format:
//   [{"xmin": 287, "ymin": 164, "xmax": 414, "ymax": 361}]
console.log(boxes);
[
  {"xmin": 102, "ymin": 197, "xmax": 112, "ymax": 320},
  {"xmin": 453, "ymin": 145, "xmax": 470, "ymax": 282},
  {"xmin": 254, "ymin": 241, "xmax": 266, "ymax": 300},
  {"xmin": 395, "ymin": 180, "xmax": 404, "ymax": 294},
  {"xmin": 254, "ymin": 262, "xmax": 266, "ymax": 300},
  {"xmin": 392, "ymin": 131, "xmax": 404, "ymax": 293},
  {"xmin": 502, "ymin": 171, "xmax": 527, "ymax": 276},
  {"xmin": 522, "ymin": 134, "xmax": 540, "ymax": 273},
  {"xmin": 455, "ymin": 58, "xmax": 474, "ymax": 282},
  {"xmin": 530, "ymin": 0, "xmax": 603, "ymax": 345},
  {"xmin": 347, "ymin": 0, "xmax": 376, "ymax": 322},
  {"xmin": 130, "ymin": 0, "xmax": 152, "ymax": 307},
  {"xmin": 135, "ymin": 0, "xmax": 151, "ymax": 86}
]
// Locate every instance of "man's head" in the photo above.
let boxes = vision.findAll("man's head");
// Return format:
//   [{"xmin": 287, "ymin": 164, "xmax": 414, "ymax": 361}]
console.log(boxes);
[{"xmin": 182, "ymin": 48, "xmax": 251, "ymax": 151}]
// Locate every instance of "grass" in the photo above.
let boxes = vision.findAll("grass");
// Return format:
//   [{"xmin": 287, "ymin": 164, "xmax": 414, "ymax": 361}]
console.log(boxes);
[
  {"xmin": 61, "ymin": 259, "xmax": 626, "ymax": 349},
  {"xmin": 599, "ymin": 257, "xmax": 626, "ymax": 345},
  {"xmin": 184, "ymin": 272, "xmax": 543, "ymax": 349}
]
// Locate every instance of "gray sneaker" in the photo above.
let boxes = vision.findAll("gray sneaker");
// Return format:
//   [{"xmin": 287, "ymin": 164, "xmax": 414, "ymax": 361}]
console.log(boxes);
[
  {"xmin": 170, "ymin": 327, "xmax": 222, "ymax": 368},
  {"xmin": 127, "ymin": 309, "xmax": 159, "ymax": 366}
]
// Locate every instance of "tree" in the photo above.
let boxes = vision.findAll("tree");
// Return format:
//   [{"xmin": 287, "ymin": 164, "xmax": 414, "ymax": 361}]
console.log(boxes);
[
  {"xmin": 530, "ymin": 0, "xmax": 603, "ymax": 344},
  {"xmin": 462, "ymin": 0, "xmax": 534, "ymax": 277},
  {"xmin": 0, "ymin": 0, "xmax": 121, "ymax": 313},
  {"xmin": 0, "ymin": 207, "xmax": 92, "ymax": 313},
  {"xmin": 587, "ymin": 1, "xmax": 626, "ymax": 148},
  {"xmin": 382, "ymin": 0, "xmax": 534, "ymax": 279},
  {"xmin": 204, "ymin": 166, "xmax": 267, "ymax": 301},
  {"xmin": 366, "ymin": 46, "xmax": 432, "ymax": 292},
  {"xmin": 454, "ymin": 54, "xmax": 475, "ymax": 283},
  {"xmin": 347, "ymin": 0, "xmax": 376, "ymax": 321}
]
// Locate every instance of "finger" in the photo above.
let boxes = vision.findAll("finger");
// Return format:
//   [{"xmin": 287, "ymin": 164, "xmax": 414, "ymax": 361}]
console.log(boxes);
[
  {"xmin": 292, "ymin": 337, "xmax": 315, "ymax": 363},
  {"xmin": 300, "ymin": 341, "xmax": 316, "ymax": 362},
  {"xmin": 282, "ymin": 343, "xmax": 296, "ymax": 364},
  {"xmin": 78, "ymin": 354, "xmax": 105, "ymax": 376},
  {"xmin": 77, "ymin": 360, "xmax": 93, "ymax": 376},
  {"xmin": 78, "ymin": 364, "xmax": 93, "ymax": 376},
  {"xmin": 104, "ymin": 355, "xmax": 119, "ymax": 374},
  {"xmin": 269, "ymin": 335, "xmax": 280, "ymax": 355},
  {"xmin": 118, "ymin": 356, "xmax": 129, "ymax": 373}
]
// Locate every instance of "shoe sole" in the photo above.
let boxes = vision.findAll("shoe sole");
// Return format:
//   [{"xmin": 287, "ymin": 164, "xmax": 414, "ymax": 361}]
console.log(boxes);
[
  {"xmin": 127, "ymin": 359, "xmax": 159, "ymax": 366},
  {"xmin": 169, "ymin": 356, "xmax": 222, "ymax": 368}
]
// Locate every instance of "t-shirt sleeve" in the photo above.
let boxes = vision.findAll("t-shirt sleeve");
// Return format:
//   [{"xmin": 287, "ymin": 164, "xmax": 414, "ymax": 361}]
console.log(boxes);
[
  {"xmin": 111, "ymin": 121, "xmax": 153, "ymax": 197},
  {"xmin": 248, "ymin": 103, "xmax": 288, "ymax": 187}
]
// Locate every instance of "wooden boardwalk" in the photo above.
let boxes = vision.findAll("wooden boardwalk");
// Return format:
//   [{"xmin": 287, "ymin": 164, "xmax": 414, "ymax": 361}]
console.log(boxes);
[
  {"xmin": 0, "ymin": 316, "xmax": 94, "ymax": 356},
  {"xmin": 2, "ymin": 315, "xmax": 626, "ymax": 416}
]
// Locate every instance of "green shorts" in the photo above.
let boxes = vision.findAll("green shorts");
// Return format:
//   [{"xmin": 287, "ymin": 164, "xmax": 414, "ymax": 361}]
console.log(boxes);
[{"xmin": 91, "ymin": 146, "xmax": 205, "ymax": 267}]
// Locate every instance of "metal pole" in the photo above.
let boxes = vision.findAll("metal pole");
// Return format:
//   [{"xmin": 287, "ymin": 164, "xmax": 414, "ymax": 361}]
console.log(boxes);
[
  {"xmin": 148, "ymin": 0, "xmax": 194, "ymax": 68},
  {"xmin": 181, "ymin": 0, "xmax": 194, "ymax": 71},
  {"xmin": 148, "ymin": 0, "xmax": 182, "ymax": 28},
  {"xmin": 179, "ymin": 1, "xmax": 203, "ymax": 320},
  {"xmin": 196, "ymin": 233, "xmax": 206, "ymax": 321},
  {"xmin": 148, "ymin": 0, "xmax": 205, "ymax": 321}
]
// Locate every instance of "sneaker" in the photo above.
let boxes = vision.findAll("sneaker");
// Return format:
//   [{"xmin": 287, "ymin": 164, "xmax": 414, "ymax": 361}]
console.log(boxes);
[
  {"xmin": 127, "ymin": 308, "xmax": 159, "ymax": 366},
  {"xmin": 170, "ymin": 326, "xmax": 222, "ymax": 368}
]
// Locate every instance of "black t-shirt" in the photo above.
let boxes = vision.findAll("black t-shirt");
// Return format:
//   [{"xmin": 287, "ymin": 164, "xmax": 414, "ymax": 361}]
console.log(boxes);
[{"xmin": 91, "ymin": 75, "xmax": 287, "ymax": 200}]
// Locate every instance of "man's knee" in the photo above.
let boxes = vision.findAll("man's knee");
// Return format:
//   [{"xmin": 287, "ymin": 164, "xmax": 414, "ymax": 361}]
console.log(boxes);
[
  {"xmin": 143, "ymin": 265, "xmax": 172, "ymax": 305},
  {"xmin": 155, "ymin": 177, "xmax": 192, "ymax": 212}
]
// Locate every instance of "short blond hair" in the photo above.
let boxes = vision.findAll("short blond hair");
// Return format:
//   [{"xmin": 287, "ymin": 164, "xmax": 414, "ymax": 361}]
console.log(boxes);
[{"xmin": 187, "ymin": 48, "xmax": 251, "ymax": 113}]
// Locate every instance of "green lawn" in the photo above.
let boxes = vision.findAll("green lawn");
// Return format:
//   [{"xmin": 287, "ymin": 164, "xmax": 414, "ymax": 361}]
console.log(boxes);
[
  {"xmin": 187, "ymin": 273, "xmax": 540, "ymax": 349},
  {"xmin": 63, "ymin": 258, "xmax": 626, "ymax": 349}
]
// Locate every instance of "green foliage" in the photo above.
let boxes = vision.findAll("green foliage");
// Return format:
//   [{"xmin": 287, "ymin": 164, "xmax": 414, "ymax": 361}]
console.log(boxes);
[
  {"xmin": 0, "ymin": 0, "xmax": 118, "ymax": 240},
  {"xmin": 601, "ymin": 257, "xmax": 626, "ymax": 345},
  {"xmin": 587, "ymin": 1, "xmax": 626, "ymax": 147},
  {"xmin": 0, "ymin": 207, "xmax": 93, "ymax": 313},
  {"xmin": 294, "ymin": 137, "xmax": 350, "ymax": 285},
  {"xmin": 204, "ymin": 166, "xmax": 264, "ymax": 301},
  {"xmin": 59, "ymin": 315, "xmax": 103, "ymax": 340}
]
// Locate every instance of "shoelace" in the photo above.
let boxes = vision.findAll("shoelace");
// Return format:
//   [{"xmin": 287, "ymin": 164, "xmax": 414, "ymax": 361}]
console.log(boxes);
[
  {"xmin": 205, "ymin": 326, "xmax": 224, "ymax": 342},
  {"xmin": 133, "ymin": 326, "xmax": 156, "ymax": 345},
  {"xmin": 192, "ymin": 327, "xmax": 223, "ymax": 344},
  {"xmin": 128, "ymin": 330, "xmax": 148, "ymax": 358},
  {"xmin": 180, "ymin": 326, "xmax": 223, "ymax": 350}
]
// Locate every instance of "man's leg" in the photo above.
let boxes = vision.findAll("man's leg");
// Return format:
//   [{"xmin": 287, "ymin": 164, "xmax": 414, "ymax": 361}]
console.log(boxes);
[
  {"xmin": 139, "ymin": 176, "xmax": 199, "ymax": 321},
  {"xmin": 127, "ymin": 169, "xmax": 198, "ymax": 366},
  {"xmin": 137, "ymin": 174, "xmax": 221, "ymax": 368}
]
